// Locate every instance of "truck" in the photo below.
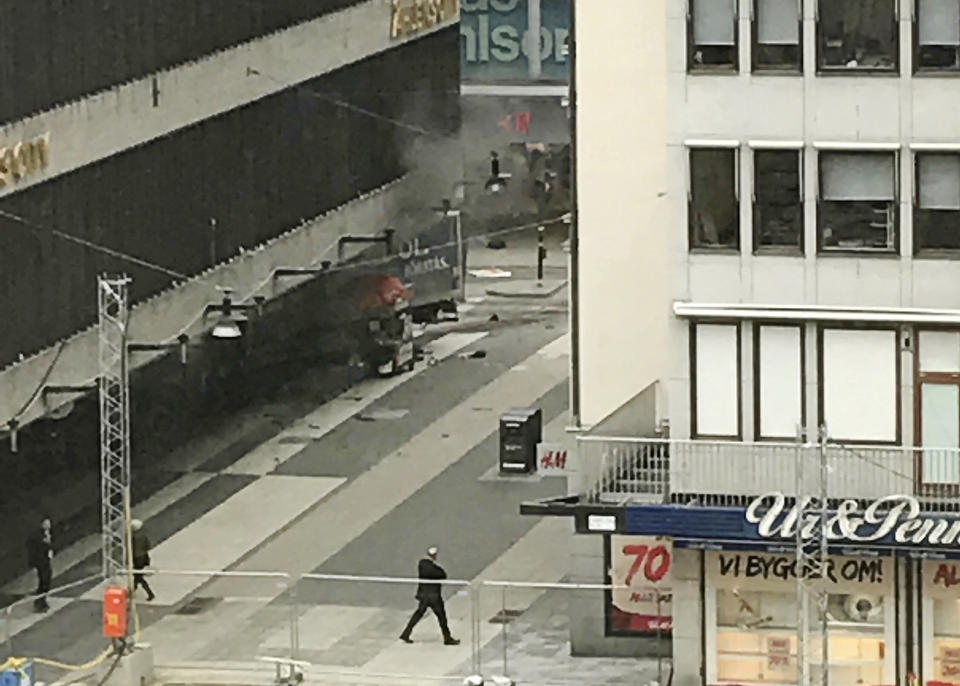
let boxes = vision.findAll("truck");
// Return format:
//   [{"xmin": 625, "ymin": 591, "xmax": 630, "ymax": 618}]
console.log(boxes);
[{"xmin": 326, "ymin": 211, "xmax": 465, "ymax": 377}]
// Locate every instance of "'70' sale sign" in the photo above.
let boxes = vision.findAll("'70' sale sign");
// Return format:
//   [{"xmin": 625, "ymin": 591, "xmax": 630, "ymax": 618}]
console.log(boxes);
[{"xmin": 609, "ymin": 535, "xmax": 673, "ymax": 634}]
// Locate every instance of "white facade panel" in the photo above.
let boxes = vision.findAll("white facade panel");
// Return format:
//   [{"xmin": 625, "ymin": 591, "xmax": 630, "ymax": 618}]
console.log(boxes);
[
  {"xmin": 750, "ymin": 259, "xmax": 806, "ymax": 304},
  {"xmin": 919, "ymin": 331, "xmax": 960, "ymax": 372},
  {"xmin": 815, "ymin": 260, "xmax": 903, "ymax": 308},
  {"xmin": 694, "ymin": 324, "xmax": 739, "ymax": 436},
  {"xmin": 757, "ymin": 326, "xmax": 803, "ymax": 439},
  {"xmin": 822, "ymin": 328, "xmax": 898, "ymax": 442}
]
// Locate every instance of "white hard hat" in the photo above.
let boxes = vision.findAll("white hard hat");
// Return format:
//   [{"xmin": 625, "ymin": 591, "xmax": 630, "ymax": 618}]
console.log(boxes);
[
  {"xmin": 427, "ymin": 546, "xmax": 438, "ymax": 557},
  {"xmin": 131, "ymin": 519, "xmax": 143, "ymax": 531}
]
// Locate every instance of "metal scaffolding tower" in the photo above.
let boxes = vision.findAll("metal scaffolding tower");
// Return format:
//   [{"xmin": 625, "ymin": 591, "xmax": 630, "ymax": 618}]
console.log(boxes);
[
  {"xmin": 98, "ymin": 275, "xmax": 132, "ymax": 580},
  {"xmin": 795, "ymin": 424, "xmax": 830, "ymax": 686}
]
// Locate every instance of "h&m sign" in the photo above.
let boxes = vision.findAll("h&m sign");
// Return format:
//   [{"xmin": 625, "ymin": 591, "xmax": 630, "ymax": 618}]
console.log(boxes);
[
  {"xmin": 747, "ymin": 492, "xmax": 960, "ymax": 548},
  {"xmin": 390, "ymin": 0, "xmax": 459, "ymax": 39}
]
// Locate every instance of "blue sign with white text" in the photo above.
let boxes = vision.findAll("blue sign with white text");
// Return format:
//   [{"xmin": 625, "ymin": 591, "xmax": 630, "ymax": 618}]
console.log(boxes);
[
  {"xmin": 460, "ymin": 0, "xmax": 570, "ymax": 83},
  {"xmin": 626, "ymin": 492, "xmax": 960, "ymax": 556}
]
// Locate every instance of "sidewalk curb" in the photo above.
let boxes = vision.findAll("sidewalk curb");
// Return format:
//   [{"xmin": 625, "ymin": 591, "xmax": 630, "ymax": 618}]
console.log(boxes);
[{"xmin": 485, "ymin": 280, "xmax": 568, "ymax": 299}]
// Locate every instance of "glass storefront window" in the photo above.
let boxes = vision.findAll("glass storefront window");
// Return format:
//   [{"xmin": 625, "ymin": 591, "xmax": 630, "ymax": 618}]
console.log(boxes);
[
  {"xmin": 716, "ymin": 589, "xmax": 886, "ymax": 684},
  {"xmin": 933, "ymin": 599, "xmax": 960, "ymax": 683}
]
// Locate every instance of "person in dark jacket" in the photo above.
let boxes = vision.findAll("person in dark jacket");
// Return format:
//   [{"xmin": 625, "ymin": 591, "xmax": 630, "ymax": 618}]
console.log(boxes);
[
  {"xmin": 131, "ymin": 519, "xmax": 155, "ymax": 601},
  {"xmin": 26, "ymin": 517, "xmax": 53, "ymax": 612},
  {"xmin": 399, "ymin": 546, "xmax": 459, "ymax": 645}
]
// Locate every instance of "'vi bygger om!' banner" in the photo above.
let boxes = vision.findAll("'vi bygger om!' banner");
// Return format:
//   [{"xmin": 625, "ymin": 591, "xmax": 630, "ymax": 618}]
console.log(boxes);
[{"xmin": 609, "ymin": 535, "xmax": 673, "ymax": 634}]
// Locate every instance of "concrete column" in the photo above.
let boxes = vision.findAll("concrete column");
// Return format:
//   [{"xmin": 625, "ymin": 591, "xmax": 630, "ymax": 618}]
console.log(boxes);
[
  {"xmin": 671, "ymin": 548, "xmax": 703, "ymax": 686},
  {"xmin": 528, "ymin": 0, "xmax": 542, "ymax": 79}
]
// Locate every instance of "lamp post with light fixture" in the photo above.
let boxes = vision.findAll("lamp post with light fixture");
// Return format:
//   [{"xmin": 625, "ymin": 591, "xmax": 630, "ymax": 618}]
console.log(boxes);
[{"xmin": 203, "ymin": 288, "xmax": 266, "ymax": 339}]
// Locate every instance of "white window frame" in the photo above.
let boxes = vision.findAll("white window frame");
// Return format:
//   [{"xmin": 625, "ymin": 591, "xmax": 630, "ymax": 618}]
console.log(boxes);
[
  {"xmin": 815, "ymin": 146, "xmax": 900, "ymax": 253},
  {"xmin": 750, "ymin": 143, "xmax": 805, "ymax": 252}
]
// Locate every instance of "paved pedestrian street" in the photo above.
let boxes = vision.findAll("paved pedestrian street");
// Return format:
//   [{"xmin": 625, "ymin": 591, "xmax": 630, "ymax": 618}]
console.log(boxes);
[{"xmin": 2, "ymin": 269, "xmax": 658, "ymax": 686}]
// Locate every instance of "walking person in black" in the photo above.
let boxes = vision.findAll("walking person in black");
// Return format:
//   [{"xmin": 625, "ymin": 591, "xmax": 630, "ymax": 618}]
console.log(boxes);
[
  {"xmin": 399, "ymin": 546, "xmax": 460, "ymax": 645},
  {"xmin": 26, "ymin": 517, "xmax": 53, "ymax": 613},
  {"xmin": 131, "ymin": 519, "xmax": 155, "ymax": 601}
]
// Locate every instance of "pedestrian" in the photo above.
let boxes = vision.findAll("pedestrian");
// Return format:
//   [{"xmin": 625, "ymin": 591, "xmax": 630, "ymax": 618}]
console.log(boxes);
[
  {"xmin": 26, "ymin": 517, "xmax": 53, "ymax": 613},
  {"xmin": 399, "ymin": 546, "xmax": 460, "ymax": 645},
  {"xmin": 131, "ymin": 519, "xmax": 155, "ymax": 601}
]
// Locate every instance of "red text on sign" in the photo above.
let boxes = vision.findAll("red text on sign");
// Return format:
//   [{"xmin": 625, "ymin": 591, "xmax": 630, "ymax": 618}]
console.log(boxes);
[{"xmin": 623, "ymin": 544, "xmax": 671, "ymax": 585}]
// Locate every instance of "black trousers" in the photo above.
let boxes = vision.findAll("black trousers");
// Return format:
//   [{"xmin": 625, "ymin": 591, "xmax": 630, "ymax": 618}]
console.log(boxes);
[
  {"xmin": 401, "ymin": 596, "xmax": 452, "ymax": 640},
  {"xmin": 133, "ymin": 558, "xmax": 154, "ymax": 597},
  {"xmin": 133, "ymin": 571, "xmax": 154, "ymax": 597},
  {"xmin": 34, "ymin": 563, "xmax": 51, "ymax": 607}
]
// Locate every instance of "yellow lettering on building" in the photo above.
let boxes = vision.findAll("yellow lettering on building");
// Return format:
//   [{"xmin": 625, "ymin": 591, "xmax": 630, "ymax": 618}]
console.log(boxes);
[
  {"xmin": 390, "ymin": 0, "xmax": 459, "ymax": 39},
  {"xmin": 0, "ymin": 132, "xmax": 51, "ymax": 188}
]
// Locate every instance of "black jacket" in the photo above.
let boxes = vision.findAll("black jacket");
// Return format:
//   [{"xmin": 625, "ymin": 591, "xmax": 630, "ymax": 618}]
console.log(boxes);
[
  {"xmin": 26, "ymin": 529, "xmax": 52, "ymax": 569},
  {"xmin": 132, "ymin": 531, "xmax": 151, "ymax": 566},
  {"xmin": 415, "ymin": 557, "xmax": 447, "ymax": 600}
]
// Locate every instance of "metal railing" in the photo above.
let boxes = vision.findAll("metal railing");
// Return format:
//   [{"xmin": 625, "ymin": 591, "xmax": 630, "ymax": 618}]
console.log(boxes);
[
  {"xmin": 2, "ymin": 570, "xmax": 669, "ymax": 686},
  {"xmin": 579, "ymin": 435, "xmax": 960, "ymax": 512}
]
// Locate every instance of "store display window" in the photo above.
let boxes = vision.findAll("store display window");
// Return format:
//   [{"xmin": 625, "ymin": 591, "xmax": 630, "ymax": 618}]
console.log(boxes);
[
  {"xmin": 926, "ymin": 560, "xmax": 960, "ymax": 684},
  {"xmin": 709, "ymin": 551, "xmax": 894, "ymax": 685}
]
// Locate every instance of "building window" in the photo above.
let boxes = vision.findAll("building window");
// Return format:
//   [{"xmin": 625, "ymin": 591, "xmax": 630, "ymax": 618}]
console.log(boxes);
[
  {"xmin": 820, "ymin": 327, "xmax": 898, "ymax": 444},
  {"xmin": 916, "ymin": 0, "xmax": 960, "ymax": 70},
  {"xmin": 915, "ymin": 153, "xmax": 960, "ymax": 252},
  {"xmin": 691, "ymin": 323, "xmax": 741, "ymax": 438},
  {"xmin": 754, "ymin": 325, "xmax": 804, "ymax": 440},
  {"xmin": 753, "ymin": 149, "xmax": 803, "ymax": 252},
  {"xmin": 817, "ymin": 0, "xmax": 898, "ymax": 72},
  {"xmin": 689, "ymin": 148, "xmax": 740, "ymax": 250},
  {"xmin": 927, "ymin": 559, "xmax": 960, "ymax": 682},
  {"xmin": 917, "ymin": 330, "xmax": 960, "ymax": 486},
  {"xmin": 752, "ymin": 0, "xmax": 802, "ymax": 71},
  {"xmin": 818, "ymin": 151, "xmax": 898, "ymax": 253},
  {"xmin": 712, "ymin": 550, "xmax": 891, "ymax": 685},
  {"xmin": 689, "ymin": 0, "xmax": 738, "ymax": 71},
  {"xmin": 605, "ymin": 535, "xmax": 673, "ymax": 637}
]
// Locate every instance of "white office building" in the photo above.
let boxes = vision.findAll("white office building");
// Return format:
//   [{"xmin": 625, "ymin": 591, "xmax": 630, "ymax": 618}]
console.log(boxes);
[{"xmin": 523, "ymin": 2, "xmax": 960, "ymax": 685}]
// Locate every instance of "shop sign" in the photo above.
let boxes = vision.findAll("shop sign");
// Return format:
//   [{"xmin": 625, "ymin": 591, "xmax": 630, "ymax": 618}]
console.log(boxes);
[
  {"xmin": 460, "ymin": 0, "xmax": 570, "ymax": 82},
  {"xmin": 943, "ymin": 647, "xmax": 960, "ymax": 677},
  {"xmin": 609, "ymin": 536, "xmax": 672, "ymax": 634},
  {"xmin": 0, "ymin": 133, "xmax": 51, "ymax": 188},
  {"xmin": 536, "ymin": 443, "xmax": 567, "ymax": 475},
  {"xmin": 767, "ymin": 637, "xmax": 790, "ymax": 670},
  {"xmin": 922, "ymin": 559, "xmax": 960, "ymax": 599},
  {"xmin": 390, "ymin": 0, "xmax": 459, "ymax": 39},
  {"xmin": 714, "ymin": 551, "xmax": 886, "ymax": 585},
  {"xmin": 746, "ymin": 492, "xmax": 960, "ymax": 548}
]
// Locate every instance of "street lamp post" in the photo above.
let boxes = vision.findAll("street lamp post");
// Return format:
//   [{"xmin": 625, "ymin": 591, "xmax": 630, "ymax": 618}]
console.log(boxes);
[
  {"xmin": 435, "ymin": 199, "xmax": 466, "ymax": 303},
  {"xmin": 537, "ymin": 225, "xmax": 546, "ymax": 284}
]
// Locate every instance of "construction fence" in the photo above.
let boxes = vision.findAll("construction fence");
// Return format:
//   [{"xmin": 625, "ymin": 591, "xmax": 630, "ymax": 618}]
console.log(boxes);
[{"xmin": 2, "ymin": 570, "xmax": 671, "ymax": 686}]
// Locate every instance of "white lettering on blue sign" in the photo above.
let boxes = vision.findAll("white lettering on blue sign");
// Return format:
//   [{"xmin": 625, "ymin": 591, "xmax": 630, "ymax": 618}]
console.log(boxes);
[{"xmin": 745, "ymin": 492, "xmax": 960, "ymax": 547}]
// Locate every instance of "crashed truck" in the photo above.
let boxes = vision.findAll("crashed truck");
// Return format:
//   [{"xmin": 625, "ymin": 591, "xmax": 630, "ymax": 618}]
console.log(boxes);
[{"xmin": 319, "ymin": 213, "xmax": 465, "ymax": 377}]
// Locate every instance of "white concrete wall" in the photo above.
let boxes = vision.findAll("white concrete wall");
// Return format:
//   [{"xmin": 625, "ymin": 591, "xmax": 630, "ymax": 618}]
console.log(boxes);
[
  {"xmin": 633, "ymin": 0, "xmax": 960, "ymax": 439},
  {"xmin": 667, "ymin": 0, "xmax": 960, "ymax": 311},
  {"xmin": 575, "ymin": 0, "xmax": 670, "ymax": 428},
  {"xmin": 0, "ymin": 0, "xmax": 457, "ymax": 200},
  {"xmin": 670, "ymin": 548, "xmax": 703, "ymax": 686}
]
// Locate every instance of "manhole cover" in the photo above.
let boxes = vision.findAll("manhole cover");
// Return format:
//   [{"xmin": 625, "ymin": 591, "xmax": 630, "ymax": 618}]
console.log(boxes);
[
  {"xmin": 175, "ymin": 597, "xmax": 221, "ymax": 615},
  {"xmin": 489, "ymin": 609, "xmax": 525, "ymax": 624}
]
